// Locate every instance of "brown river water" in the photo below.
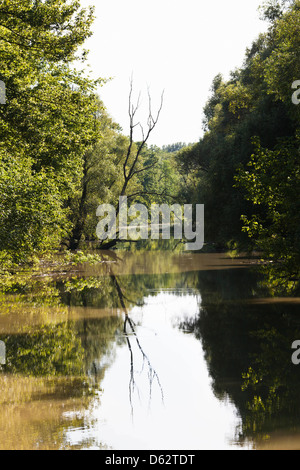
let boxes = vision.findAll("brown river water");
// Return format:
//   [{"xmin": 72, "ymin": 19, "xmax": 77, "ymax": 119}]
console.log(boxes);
[{"xmin": 0, "ymin": 250, "xmax": 300, "ymax": 450}]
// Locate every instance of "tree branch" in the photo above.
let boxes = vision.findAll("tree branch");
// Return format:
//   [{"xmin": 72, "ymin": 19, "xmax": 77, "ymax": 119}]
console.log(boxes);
[{"xmin": 121, "ymin": 78, "xmax": 164, "ymax": 197}]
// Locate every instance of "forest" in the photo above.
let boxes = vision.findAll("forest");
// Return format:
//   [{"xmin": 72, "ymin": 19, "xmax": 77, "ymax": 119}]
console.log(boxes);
[{"xmin": 0, "ymin": 0, "xmax": 299, "ymax": 293}]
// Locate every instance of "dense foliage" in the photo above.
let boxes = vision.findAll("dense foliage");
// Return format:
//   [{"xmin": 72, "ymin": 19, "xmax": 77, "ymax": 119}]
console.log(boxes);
[
  {"xmin": 0, "ymin": 0, "xmax": 102, "ymax": 263},
  {"xmin": 0, "ymin": 0, "xmax": 299, "ymax": 289},
  {"xmin": 176, "ymin": 0, "xmax": 300, "ymax": 280},
  {"xmin": 0, "ymin": 0, "xmax": 182, "ymax": 264}
]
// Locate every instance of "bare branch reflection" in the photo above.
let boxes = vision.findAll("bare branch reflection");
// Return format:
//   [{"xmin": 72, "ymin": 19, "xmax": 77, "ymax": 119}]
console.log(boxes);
[{"xmin": 110, "ymin": 272, "xmax": 164, "ymax": 417}]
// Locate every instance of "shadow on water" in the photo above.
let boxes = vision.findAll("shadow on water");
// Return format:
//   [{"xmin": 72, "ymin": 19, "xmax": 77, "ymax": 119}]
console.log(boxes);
[
  {"xmin": 179, "ymin": 268, "xmax": 300, "ymax": 448},
  {"xmin": 0, "ymin": 250, "xmax": 300, "ymax": 449}
]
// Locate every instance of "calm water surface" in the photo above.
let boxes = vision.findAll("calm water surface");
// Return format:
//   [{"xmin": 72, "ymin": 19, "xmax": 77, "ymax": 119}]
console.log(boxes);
[{"xmin": 0, "ymin": 251, "xmax": 300, "ymax": 450}]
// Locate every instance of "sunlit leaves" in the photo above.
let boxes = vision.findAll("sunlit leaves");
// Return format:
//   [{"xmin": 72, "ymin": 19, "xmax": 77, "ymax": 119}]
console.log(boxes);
[
  {"xmin": 0, "ymin": 0, "xmax": 104, "ymax": 263},
  {"xmin": 235, "ymin": 136, "xmax": 300, "ymax": 273}
]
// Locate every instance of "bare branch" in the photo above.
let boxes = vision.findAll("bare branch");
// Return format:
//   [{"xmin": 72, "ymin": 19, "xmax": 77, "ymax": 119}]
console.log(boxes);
[
  {"xmin": 121, "ymin": 80, "xmax": 164, "ymax": 196},
  {"xmin": 123, "ymin": 78, "xmax": 140, "ymax": 181},
  {"xmin": 110, "ymin": 272, "xmax": 164, "ymax": 417},
  {"xmin": 131, "ymin": 160, "xmax": 158, "ymax": 177},
  {"xmin": 138, "ymin": 122, "xmax": 145, "ymax": 142}
]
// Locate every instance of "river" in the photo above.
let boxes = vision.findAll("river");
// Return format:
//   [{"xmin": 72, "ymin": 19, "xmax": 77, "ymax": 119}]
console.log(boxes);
[{"xmin": 0, "ymin": 250, "xmax": 300, "ymax": 450}]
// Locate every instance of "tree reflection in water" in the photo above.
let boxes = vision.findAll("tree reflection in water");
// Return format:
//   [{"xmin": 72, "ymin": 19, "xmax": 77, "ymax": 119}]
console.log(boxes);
[
  {"xmin": 1, "ymin": 250, "xmax": 300, "ymax": 448},
  {"xmin": 179, "ymin": 267, "xmax": 300, "ymax": 447},
  {"xmin": 111, "ymin": 272, "xmax": 164, "ymax": 417}
]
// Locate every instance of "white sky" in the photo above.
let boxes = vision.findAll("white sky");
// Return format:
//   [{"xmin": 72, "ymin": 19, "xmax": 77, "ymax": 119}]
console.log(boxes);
[{"xmin": 80, "ymin": 0, "xmax": 269, "ymax": 147}]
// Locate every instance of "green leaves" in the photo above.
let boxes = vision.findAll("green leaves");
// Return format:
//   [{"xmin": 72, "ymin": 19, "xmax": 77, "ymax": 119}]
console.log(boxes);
[
  {"xmin": 0, "ymin": 0, "xmax": 95, "ymax": 62},
  {"xmin": 0, "ymin": 155, "xmax": 70, "ymax": 262},
  {"xmin": 176, "ymin": 1, "xmax": 299, "ymax": 272},
  {"xmin": 0, "ymin": 0, "xmax": 104, "ymax": 263},
  {"xmin": 263, "ymin": 1, "xmax": 300, "ymax": 117},
  {"xmin": 233, "ymin": 2, "xmax": 300, "ymax": 276},
  {"xmin": 235, "ymin": 136, "xmax": 300, "ymax": 272}
]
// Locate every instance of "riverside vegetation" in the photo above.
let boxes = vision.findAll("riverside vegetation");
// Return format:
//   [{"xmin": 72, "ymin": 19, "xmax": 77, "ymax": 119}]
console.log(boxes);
[
  {"xmin": 0, "ymin": 0, "xmax": 299, "ymax": 295},
  {"xmin": 0, "ymin": 0, "xmax": 300, "ymax": 450}
]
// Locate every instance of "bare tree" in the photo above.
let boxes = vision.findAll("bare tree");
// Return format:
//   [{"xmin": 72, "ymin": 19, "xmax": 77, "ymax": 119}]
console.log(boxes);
[
  {"xmin": 99, "ymin": 79, "xmax": 165, "ymax": 250},
  {"xmin": 119, "ymin": 78, "xmax": 165, "ymax": 204}
]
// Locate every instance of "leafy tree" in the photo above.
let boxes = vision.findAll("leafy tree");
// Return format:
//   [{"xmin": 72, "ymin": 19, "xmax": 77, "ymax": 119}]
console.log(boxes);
[
  {"xmin": 162, "ymin": 142, "xmax": 188, "ymax": 153},
  {"xmin": 258, "ymin": 0, "xmax": 295, "ymax": 22},
  {"xmin": 0, "ymin": 155, "xmax": 69, "ymax": 262},
  {"xmin": 68, "ymin": 102, "xmax": 131, "ymax": 249},
  {"xmin": 0, "ymin": 0, "xmax": 103, "ymax": 263},
  {"xmin": 236, "ymin": 136, "xmax": 300, "ymax": 276},
  {"xmin": 176, "ymin": 0, "xmax": 299, "ymax": 267},
  {"xmin": 235, "ymin": 1, "xmax": 300, "ymax": 279}
]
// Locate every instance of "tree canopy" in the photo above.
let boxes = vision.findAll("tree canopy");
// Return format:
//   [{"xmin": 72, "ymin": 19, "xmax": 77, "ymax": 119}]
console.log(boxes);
[
  {"xmin": 176, "ymin": 0, "xmax": 300, "ymax": 284},
  {"xmin": 0, "ymin": 0, "xmax": 103, "ymax": 263},
  {"xmin": 0, "ymin": 0, "xmax": 299, "ymax": 293}
]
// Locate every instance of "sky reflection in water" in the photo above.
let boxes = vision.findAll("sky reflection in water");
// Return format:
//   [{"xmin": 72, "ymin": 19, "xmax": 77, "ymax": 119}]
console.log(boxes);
[{"xmin": 63, "ymin": 291, "xmax": 246, "ymax": 450}]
